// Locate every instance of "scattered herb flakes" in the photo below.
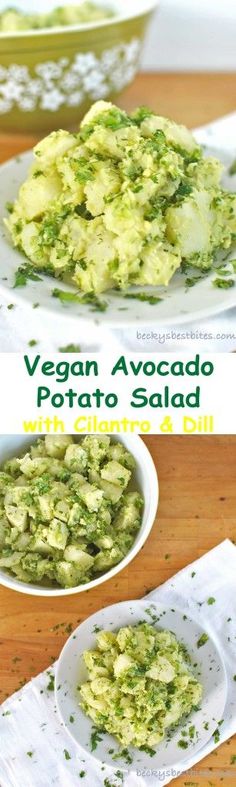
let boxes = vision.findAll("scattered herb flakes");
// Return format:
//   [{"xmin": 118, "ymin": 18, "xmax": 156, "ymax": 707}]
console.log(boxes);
[
  {"xmin": 112, "ymin": 748, "xmax": 133, "ymax": 765},
  {"xmin": 14, "ymin": 264, "xmax": 43, "ymax": 288},
  {"xmin": 90, "ymin": 727, "xmax": 104, "ymax": 751},
  {"xmin": 79, "ymin": 771, "xmax": 86, "ymax": 778},
  {"xmin": 213, "ymin": 277, "xmax": 235, "ymax": 289},
  {"xmin": 59, "ymin": 344, "xmax": 81, "ymax": 353},
  {"xmin": 233, "ymin": 675, "xmax": 236, "ymax": 681},
  {"xmin": 230, "ymin": 755, "xmax": 236, "ymax": 764},
  {"xmin": 123, "ymin": 292, "xmax": 162, "ymax": 305},
  {"xmin": 28, "ymin": 339, "xmax": 38, "ymax": 347},
  {"xmin": 93, "ymin": 624, "xmax": 102, "ymax": 633},
  {"xmin": 139, "ymin": 745, "xmax": 156, "ymax": 757},
  {"xmin": 69, "ymin": 715, "xmax": 75, "ymax": 724},
  {"xmin": 5, "ymin": 201, "xmax": 14, "ymax": 214},
  {"xmin": 207, "ymin": 597, "xmax": 216, "ymax": 605},
  {"xmin": 114, "ymin": 771, "xmax": 124, "ymax": 782},
  {"xmin": 178, "ymin": 739, "xmax": 189, "ymax": 749},
  {"xmin": 2, "ymin": 710, "xmax": 11, "ymax": 716},
  {"xmin": 64, "ymin": 749, "xmax": 71, "ymax": 760},
  {"xmin": 46, "ymin": 673, "xmax": 54, "ymax": 691},
  {"xmin": 185, "ymin": 274, "xmax": 205, "ymax": 288},
  {"xmin": 7, "ymin": 303, "xmax": 15, "ymax": 310},
  {"xmin": 204, "ymin": 722, "xmax": 209, "ymax": 730},
  {"xmin": 52, "ymin": 288, "xmax": 108, "ymax": 312},
  {"xmin": 191, "ymin": 571, "xmax": 196, "ymax": 578},
  {"xmin": 213, "ymin": 728, "xmax": 220, "ymax": 744},
  {"xmin": 26, "ymin": 751, "xmax": 34, "ymax": 758},
  {"xmin": 33, "ymin": 302, "xmax": 40, "ymax": 309},
  {"xmin": 197, "ymin": 633, "xmax": 209, "ymax": 648},
  {"xmin": 164, "ymin": 553, "xmax": 171, "ymax": 560},
  {"xmin": 229, "ymin": 159, "xmax": 236, "ymax": 176},
  {"xmin": 215, "ymin": 266, "xmax": 232, "ymax": 277}
]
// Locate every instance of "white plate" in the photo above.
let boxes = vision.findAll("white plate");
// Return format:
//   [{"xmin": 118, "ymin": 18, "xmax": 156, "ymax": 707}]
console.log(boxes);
[
  {"xmin": 0, "ymin": 435, "xmax": 158, "ymax": 596},
  {"xmin": 55, "ymin": 599, "xmax": 227, "ymax": 772},
  {"xmin": 0, "ymin": 145, "xmax": 236, "ymax": 328}
]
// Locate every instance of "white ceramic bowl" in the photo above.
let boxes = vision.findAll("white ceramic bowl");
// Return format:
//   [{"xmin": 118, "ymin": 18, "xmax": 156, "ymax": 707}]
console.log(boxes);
[
  {"xmin": 0, "ymin": 434, "xmax": 158, "ymax": 596},
  {"xmin": 55, "ymin": 599, "xmax": 227, "ymax": 772}
]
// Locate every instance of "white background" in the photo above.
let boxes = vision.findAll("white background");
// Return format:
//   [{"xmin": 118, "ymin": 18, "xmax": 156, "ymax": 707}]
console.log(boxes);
[
  {"xmin": 0, "ymin": 352, "xmax": 235, "ymax": 434},
  {"xmin": 142, "ymin": 0, "xmax": 236, "ymax": 71}
]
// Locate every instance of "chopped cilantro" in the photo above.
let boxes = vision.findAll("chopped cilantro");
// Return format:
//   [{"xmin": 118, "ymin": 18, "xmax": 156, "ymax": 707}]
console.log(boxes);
[
  {"xmin": 33, "ymin": 170, "xmax": 44, "ymax": 179},
  {"xmin": 213, "ymin": 728, "xmax": 220, "ymax": 744},
  {"xmin": 139, "ymin": 744, "xmax": 156, "ymax": 757},
  {"xmin": 112, "ymin": 748, "xmax": 133, "ymax": 765},
  {"xmin": 46, "ymin": 673, "xmax": 54, "ymax": 691},
  {"xmin": 185, "ymin": 274, "xmax": 205, "ymax": 288},
  {"xmin": 191, "ymin": 571, "xmax": 196, "ymax": 578},
  {"xmin": 197, "ymin": 633, "xmax": 209, "ymax": 648},
  {"xmin": 27, "ymin": 751, "xmax": 33, "ymax": 758},
  {"xmin": 59, "ymin": 344, "xmax": 81, "ymax": 353},
  {"xmin": 52, "ymin": 288, "xmax": 107, "ymax": 312},
  {"xmin": 14, "ymin": 264, "xmax": 43, "ymax": 288},
  {"xmin": 79, "ymin": 771, "xmax": 86, "ymax": 778},
  {"xmin": 178, "ymin": 739, "xmax": 189, "ymax": 749},
  {"xmin": 124, "ymin": 292, "xmax": 162, "ymax": 305},
  {"xmin": 213, "ymin": 277, "xmax": 235, "ymax": 289},
  {"xmin": 64, "ymin": 749, "xmax": 71, "ymax": 760},
  {"xmin": 90, "ymin": 727, "xmax": 103, "ymax": 751},
  {"xmin": 28, "ymin": 339, "xmax": 38, "ymax": 347},
  {"xmin": 207, "ymin": 597, "xmax": 216, "ymax": 605},
  {"xmin": 69, "ymin": 715, "xmax": 75, "ymax": 723},
  {"xmin": 7, "ymin": 303, "xmax": 15, "ymax": 310}
]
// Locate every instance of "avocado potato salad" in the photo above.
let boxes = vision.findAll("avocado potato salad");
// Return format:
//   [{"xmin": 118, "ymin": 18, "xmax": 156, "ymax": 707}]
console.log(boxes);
[
  {"xmin": 80, "ymin": 623, "xmax": 203, "ymax": 748},
  {"xmin": 6, "ymin": 100, "xmax": 236, "ymax": 296},
  {"xmin": 0, "ymin": 3, "xmax": 114, "ymax": 32},
  {"xmin": 0, "ymin": 436, "xmax": 143, "ymax": 588}
]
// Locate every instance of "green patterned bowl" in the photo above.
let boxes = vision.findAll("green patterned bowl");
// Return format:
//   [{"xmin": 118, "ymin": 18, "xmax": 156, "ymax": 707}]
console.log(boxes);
[{"xmin": 0, "ymin": 0, "xmax": 158, "ymax": 133}]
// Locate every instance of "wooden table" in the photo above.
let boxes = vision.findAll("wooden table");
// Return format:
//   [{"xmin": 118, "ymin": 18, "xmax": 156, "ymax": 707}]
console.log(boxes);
[
  {"xmin": 0, "ymin": 72, "xmax": 236, "ymax": 162},
  {"xmin": 0, "ymin": 435, "xmax": 236, "ymax": 786}
]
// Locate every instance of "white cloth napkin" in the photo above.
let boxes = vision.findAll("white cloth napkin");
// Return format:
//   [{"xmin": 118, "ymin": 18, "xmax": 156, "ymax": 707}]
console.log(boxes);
[
  {"xmin": 0, "ymin": 538, "xmax": 236, "ymax": 787},
  {"xmin": 1, "ymin": 114, "xmax": 236, "ymax": 352}
]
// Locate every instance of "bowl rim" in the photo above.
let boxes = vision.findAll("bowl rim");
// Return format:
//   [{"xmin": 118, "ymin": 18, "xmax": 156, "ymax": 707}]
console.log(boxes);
[
  {"xmin": 0, "ymin": 435, "xmax": 159, "ymax": 597},
  {"xmin": 0, "ymin": 0, "xmax": 159, "ymax": 38}
]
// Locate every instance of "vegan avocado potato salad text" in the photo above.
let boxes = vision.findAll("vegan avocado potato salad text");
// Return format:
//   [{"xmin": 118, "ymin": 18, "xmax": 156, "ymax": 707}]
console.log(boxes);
[
  {"xmin": 80, "ymin": 623, "xmax": 203, "ymax": 748},
  {"xmin": 6, "ymin": 101, "xmax": 236, "ymax": 297},
  {"xmin": 0, "ymin": 436, "xmax": 143, "ymax": 588}
]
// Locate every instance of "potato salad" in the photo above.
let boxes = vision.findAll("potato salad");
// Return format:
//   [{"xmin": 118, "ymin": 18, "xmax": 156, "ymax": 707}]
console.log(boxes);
[
  {"xmin": 0, "ymin": 3, "xmax": 114, "ymax": 32},
  {"xmin": 0, "ymin": 436, "xmax": 143, "ymax": 588},
  {"xmin": 7, "ymin": 101, "xmax": 236, "ymax": 296},
  {"xmin": 80, "ymin": 623, "xmax": 203, "ymax": 748}
]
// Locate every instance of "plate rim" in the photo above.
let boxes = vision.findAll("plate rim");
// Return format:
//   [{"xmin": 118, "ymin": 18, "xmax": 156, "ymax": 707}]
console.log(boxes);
[{"xmin": 55, "ymin": 598, "xmax": 228, "ymax": 771}]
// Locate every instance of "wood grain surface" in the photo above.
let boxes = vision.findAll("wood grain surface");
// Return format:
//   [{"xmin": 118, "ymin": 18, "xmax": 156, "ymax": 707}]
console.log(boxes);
[
  {"xmin": 0, "ymin": 434, "xmax": 236, "ymax": 786},
  {"xmin": 0, "ymin": 72, "xmax": 236, "ymax": 163}
]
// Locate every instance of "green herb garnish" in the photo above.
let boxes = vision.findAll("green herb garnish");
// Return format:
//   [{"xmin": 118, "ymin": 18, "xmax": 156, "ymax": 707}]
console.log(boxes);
[
  {"xmin": 197, "ymin": 633, "xmax": 209, "ymax": 648},
  {"xmin": 14, "ymin": 264, "xmax": 43, "ymax": 288}
]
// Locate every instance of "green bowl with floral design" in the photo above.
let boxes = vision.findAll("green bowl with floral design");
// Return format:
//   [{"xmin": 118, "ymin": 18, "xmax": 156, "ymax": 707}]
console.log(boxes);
[{"xmin": 0, "ymin": 0, "xmax": 158, "ymax": 133}]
